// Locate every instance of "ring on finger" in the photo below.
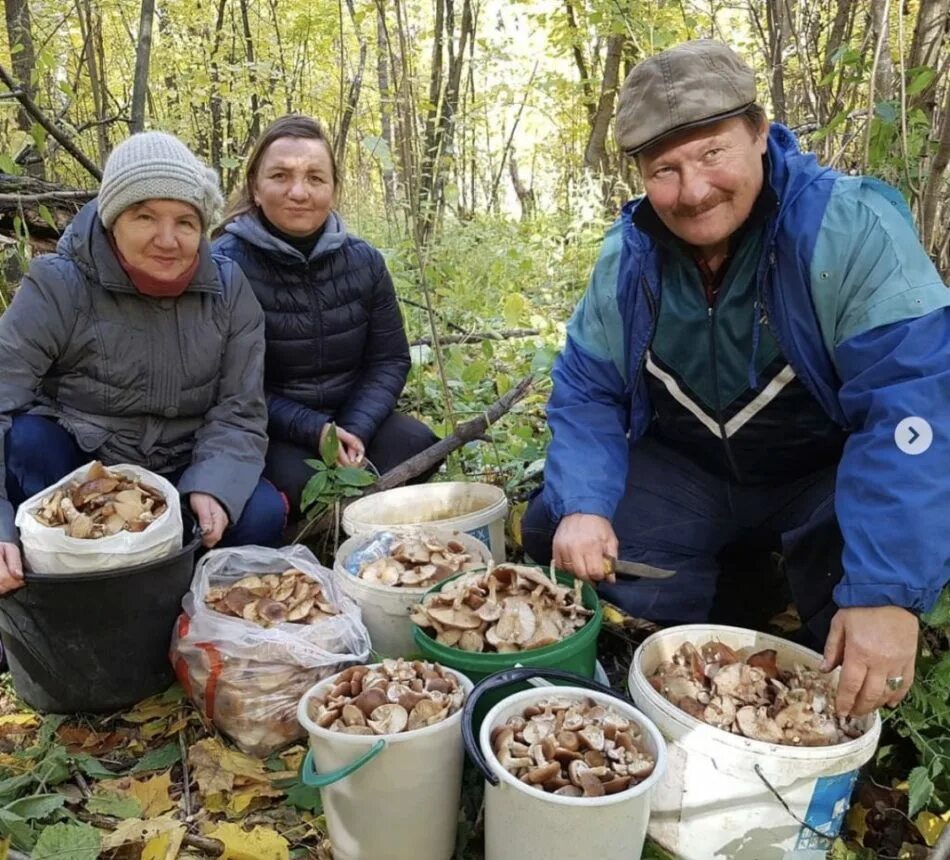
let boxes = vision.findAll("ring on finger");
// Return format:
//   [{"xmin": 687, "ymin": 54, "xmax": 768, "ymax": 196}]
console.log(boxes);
[{"xmin": 886, "ymin": 675, "xmax": 904, "ymax": 692}]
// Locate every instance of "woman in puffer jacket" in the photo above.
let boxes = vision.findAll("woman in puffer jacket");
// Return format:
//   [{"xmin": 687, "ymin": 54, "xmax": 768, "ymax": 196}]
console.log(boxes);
[
  {"xmin": 0, "ymin": 132, "xmax": 287, "ymax": 594},
  {"xmin": 213, "ymin": 114, "xmax": 438, "ymax": 516}
]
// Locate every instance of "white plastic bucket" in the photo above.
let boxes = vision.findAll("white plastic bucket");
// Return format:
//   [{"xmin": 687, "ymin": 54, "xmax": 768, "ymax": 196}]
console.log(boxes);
[
  {"xmin": 297, "ymin": 664, "xmax": 474, "ymax": 860},
  {"xmin": 333, "ymin": 528, "xmax": 492, "ymax": 657},
  {"xmin": 341, "ymin": 482, "xmax": 508, "ymax": 562},
  {"xmin": 628, "ymin": 624, "xmax": 882, "ymax": 860},
  {"xmin": 472, "ymin": 682, "xmax": 667, "ymax": 860}
]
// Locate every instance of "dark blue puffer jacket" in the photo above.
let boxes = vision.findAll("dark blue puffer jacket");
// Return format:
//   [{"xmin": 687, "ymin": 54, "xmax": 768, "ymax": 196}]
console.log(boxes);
[{"xmin": 213, "ymin": 212, "xmax": 410, "ymax": 448}]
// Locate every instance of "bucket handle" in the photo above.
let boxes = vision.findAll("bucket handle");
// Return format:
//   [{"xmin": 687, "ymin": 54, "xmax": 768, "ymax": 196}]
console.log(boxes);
[
  {"xmin": 300, "ymin": 740, "xmax": 386, "ymax": 789},
  {"xmin": 462, "ymin": 667, "xmax": 624, "ymax": 786},
  {"xmin": 753, "ymin": 763, "xmax": 838, "ymax": 842}
]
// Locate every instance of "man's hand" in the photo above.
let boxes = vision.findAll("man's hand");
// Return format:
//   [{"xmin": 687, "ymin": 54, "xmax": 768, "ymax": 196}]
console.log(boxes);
[
  {"xmin": 189, "ymin": 493, "xmax": 230, "ymax": 549},
  {"xmin": 0, "ymin": 543, "xmax": 24, "ymax": 595},
  {"xmin": 552, "ymin": 514, "xmax": 618, "ymax": 583},
  {"xmin": 320, "ymin": 424, "xmax": 366, "ymax": 467},
  {"xmin": 822, "ymin": 606, "xmax": 919, "ymax": 717}
]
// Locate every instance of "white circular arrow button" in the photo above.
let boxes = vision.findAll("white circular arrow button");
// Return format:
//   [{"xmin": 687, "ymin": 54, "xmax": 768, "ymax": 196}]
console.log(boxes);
[{"xmin": 895, "ymin": 417, "xmax": 933, "ymax": 455}]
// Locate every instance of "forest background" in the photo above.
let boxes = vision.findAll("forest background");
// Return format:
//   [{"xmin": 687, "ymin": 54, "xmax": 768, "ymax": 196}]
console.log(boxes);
[{"xmin": 0, "ymin": 0, "xmax": 947, "ymax": 857}]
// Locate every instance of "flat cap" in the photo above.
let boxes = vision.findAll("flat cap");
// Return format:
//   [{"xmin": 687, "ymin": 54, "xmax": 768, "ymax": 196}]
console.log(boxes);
[{"xmin": 615, "ymin": 40, "xmax": 757, "ymax": 156}]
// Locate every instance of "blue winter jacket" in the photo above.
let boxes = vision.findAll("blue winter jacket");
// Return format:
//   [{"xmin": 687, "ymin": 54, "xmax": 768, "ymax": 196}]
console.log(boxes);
[
  {"xmin": 543, "ymin": 125, "xmax": 950, "ymax": 612},
  {"xmin": 213, "ymin": 213, "xmax": 410, "ymax": 448}
]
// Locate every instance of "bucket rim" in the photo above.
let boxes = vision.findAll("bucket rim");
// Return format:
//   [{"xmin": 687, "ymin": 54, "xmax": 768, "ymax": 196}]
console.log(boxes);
[
  {"xmin": 629, "ymin": 623, "xmax": 882, "ymax": 760},
  {"xmin": 297, "ymin": 662, "xmax": 475, "ymax": 745},
  {"xmin": 478, "ymin": 685, "xmax": 668, "ymax": 807},
  {"xmin": 342, "ymin": 482, "xmax": 508, "ymax": 533},
  {"xmin": 411, "ymin": 567, "xmax": 602, "ymax": 663}
]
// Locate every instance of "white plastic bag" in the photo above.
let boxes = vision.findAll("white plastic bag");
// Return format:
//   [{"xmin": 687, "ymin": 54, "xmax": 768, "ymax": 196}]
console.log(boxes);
[
  {"xmin": 171, "ymin": 544, "xmax": 371, "ymax": 757},
  {"xmin": 15, "ymin": 461, "xmax": 182, "ymax": 574}
]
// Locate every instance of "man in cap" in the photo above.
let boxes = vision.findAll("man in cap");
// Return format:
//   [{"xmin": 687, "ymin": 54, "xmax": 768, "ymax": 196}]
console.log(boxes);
[{"xmin": 522, "ymin": 40, "xmax": 950, "ymax": 716}]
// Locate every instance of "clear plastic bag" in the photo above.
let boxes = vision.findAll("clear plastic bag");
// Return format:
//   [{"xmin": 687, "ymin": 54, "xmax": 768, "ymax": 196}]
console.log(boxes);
[
  {"xmin": 15, "ymin": 461, "xmax": 182, "ymax": 574},
  {"xmin": 171, "ymin": 544, "xmax": 371, "ymax": 757}
]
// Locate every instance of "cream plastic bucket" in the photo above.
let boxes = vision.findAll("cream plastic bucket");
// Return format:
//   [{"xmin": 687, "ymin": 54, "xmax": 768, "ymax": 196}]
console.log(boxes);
[
  {"xmin": 333, "ymin": 528, "xmax": 492, "ymax": 657},
  {"xmin": 341, "ymin": 482, "xmax": 508, "ymax": 562},
  {"xmin": 628, "ymin": 624, "xmax": 882, "ymax": 860},
  {"xmin": 464, "ymin": 668, "xmax": 668, "ymax": 860},
  {"xmin": 298, "ymin": 664, "xmax": 474, "ymax": 860}
]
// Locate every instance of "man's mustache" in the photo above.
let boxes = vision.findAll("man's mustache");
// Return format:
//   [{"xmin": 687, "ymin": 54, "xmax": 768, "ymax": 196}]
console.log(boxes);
[{"xmin": 672, "ymin": 194, "xmax": 730, "ymax": 218}]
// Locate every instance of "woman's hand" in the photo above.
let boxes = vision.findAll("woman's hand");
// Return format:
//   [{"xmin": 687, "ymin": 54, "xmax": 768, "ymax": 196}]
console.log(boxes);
[
  {"xmin": 189, "ymin": 493, "xmax": 230, "ymax": 548},
  {"xmin": 320, "ymin": 424, "xmax": 365, "ymax": 467},
  {"xmin": 0, "ymin": 543, "xmax": 24, "ymax": 595}
]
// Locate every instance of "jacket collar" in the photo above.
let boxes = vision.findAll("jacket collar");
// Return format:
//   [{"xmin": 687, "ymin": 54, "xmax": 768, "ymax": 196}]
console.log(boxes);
[
  {"xmin": 223, "ymin": 210, "xmax": 347, "ymax": 264},
  {"xmin": 57, "ymin": 199, "xmax": 221, "ymax": 295}
]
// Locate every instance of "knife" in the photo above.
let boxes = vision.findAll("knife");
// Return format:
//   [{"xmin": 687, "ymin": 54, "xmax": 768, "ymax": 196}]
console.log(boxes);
[{"xmin": 602, "ymin": 557, "xmax": 677, "ymax": 580}]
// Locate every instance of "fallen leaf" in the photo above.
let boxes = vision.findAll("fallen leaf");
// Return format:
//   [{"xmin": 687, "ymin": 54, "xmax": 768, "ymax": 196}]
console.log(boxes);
[
  {"xmin": 57, "ymin": 725, "xmax": 129, "ymax": 755},
  {"xmin": 86, "ymin": 789, "xmax": 144, "ymax": 819},
  {"xmin": 99, "ymin": 772, "xmax": 175, "ymax": 818},
  {"xmin": 131, "ymin": 742, "xmax": 182, "ymax": 774},
  {"xmin": 0, "ymin": 714, "xmax": 38, "ymax": 728},
  {"xmin": 189, "ymin": 738, "xmax": 276, "ymax": 795},
  {"xmin": 101, "ymin": 814, "xmax": 186, "ymax": 860},
  {"xmin": 32, "ymin": 822, "xmax": 101, "ymax": 860},
  {"xmin": 204, "ymin": 822, "xmax": 289, "ymax": 860},
  {"xmin": 278, "ymin": 745, "xmax": 306, "ymax": 775},
  {"xmin": 121, "ymin": 695, "xmax": 183, "ymax": 725},
  {"xmin": 915, "ymin": 810, "xmax": 949, "ymax": 847}
]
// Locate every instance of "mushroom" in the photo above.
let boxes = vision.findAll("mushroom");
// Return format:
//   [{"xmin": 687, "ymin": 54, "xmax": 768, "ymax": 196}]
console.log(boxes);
[{"xmin": 369, "ymin": 704, "xmax": 409, "ymax": 735}]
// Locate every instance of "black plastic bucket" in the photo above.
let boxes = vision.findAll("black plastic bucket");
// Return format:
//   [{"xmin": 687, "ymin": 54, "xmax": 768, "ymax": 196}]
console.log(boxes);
[{"xmin": 0, "ymin": 516, "xmax": 201, "ymax": 713}]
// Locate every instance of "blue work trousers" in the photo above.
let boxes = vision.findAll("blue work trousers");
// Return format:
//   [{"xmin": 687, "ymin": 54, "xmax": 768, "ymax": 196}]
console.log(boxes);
[
  {"xmin": 522, "ymin": 437, "xmax": 842, "ymax": 647},
  {"xmin": 4, "ymin": 415, "xmax": 286, "ymax": 547}
]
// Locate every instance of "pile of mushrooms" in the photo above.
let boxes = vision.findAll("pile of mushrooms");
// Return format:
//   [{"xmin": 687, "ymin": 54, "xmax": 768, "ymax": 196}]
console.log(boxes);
[
  {"xmin": 358, "ymin": 534, "xmax": 482, "ymax": 588},
  {"xmin": 492, "ymin": 695, "xmax": 655, "ymax": 796},
  {"xmin": 205, "ymin": 569, "xmax": 340, "ymax": 628},
  {"xmin": 307, "ymin": 659, "xmax": 465, "ymax": 735},
  {"xmin": 410, "ymin": 564, "xmax": 592, "ymax": 653},
  {"xmin": 651, "ymin": 640, "xmax": 865, "ymax": 746},
  {"xmin": 32, "ymin": 461, "xmax": 167, "ymax": 538}
]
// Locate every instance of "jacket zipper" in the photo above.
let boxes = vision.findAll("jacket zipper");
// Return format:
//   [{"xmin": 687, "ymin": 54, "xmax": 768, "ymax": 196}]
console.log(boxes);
[
  {"xmin": 708, "ymin": 297, "xmax": 743, "ymax": 483},
  {"xmin": 632, "ymin": 276, "xmax": 659, "ymax": 410}
]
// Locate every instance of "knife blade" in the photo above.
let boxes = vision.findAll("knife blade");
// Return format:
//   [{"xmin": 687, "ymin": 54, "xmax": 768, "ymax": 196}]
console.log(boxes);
[{"xmin": 603, "ymin": 557, "xmax": 677, "ymax": 580}]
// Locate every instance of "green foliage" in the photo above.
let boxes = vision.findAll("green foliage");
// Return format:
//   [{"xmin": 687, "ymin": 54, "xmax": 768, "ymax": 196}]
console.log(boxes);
[
  {"xmin": 31, "ymin": 821, "xmax": 101, "ymax": 860},
  {"xmin": 300, "ymin": 423, "xmax": 377, "ymax": 523}
]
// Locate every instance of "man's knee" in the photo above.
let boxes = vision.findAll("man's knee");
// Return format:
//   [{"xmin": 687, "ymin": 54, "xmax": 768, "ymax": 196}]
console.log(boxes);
[{"xmin": 225, "ymin": 480, "xmax": 288, "ymax": 547}]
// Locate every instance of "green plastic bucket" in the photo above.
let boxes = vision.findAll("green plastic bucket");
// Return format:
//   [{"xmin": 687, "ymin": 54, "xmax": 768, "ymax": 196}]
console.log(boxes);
[{"xmin": 412, "ymin": 568, "xmax": 603, "ymax": 726}]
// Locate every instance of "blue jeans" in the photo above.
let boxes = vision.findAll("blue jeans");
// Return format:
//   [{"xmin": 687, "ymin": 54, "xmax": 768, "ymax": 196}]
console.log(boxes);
[
  {"xmin": 522, "ymin": 437, "xmax": 842, "ymax": 646},
  {"xmin": 4, "ymin": 415, "xmax": 286, "ymax": 547}
]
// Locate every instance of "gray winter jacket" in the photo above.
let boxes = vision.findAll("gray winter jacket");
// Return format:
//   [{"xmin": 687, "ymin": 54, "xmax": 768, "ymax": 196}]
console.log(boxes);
[{"xmin": 0, "ymin": 200, "xmax": 268, "ymax": 543}]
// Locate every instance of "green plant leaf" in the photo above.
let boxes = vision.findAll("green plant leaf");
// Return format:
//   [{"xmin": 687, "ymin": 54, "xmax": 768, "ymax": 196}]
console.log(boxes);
[
  {"xmin": 33, "ymin": 745, "xmax": 70, "ymax": 786},
  {"xmin": 320, "ymin": 423, "xmax": 340, "ymax": 467},
  {"xmin": 130, "ymin": 741, "xmax": 181, "ymax": 773},
  {"xmin": 0, "ymin": 154, "xmax": 19, "ymax": 175},
  {"xmin": 0, "ymin": 807, "xmax": 33, "ymax": 850},
  {"xmin": 4, "ymin": 793, "xmax": 65, "ymax": 821},
  {"xmin": 285, "ymin": 780, "xmax": 323, "ymax": 812},
  {"xmin": 86, "ymin": 790, "xmax": 143, "ymax": 819},
  {"xmin": 301, "ymin": 470, "xmax": 330, "ymax": 512},
  {"xmin": 72, "ymin": 754, "xmax": 116, "ymax": 780},
  {"xmin": 37, "ymin": 204, "xmax": 57, "ymax": 232},
  {"xmin": 32, "ymin": 821, "xmax": 101, "ymax": 860},
  {"xmin": 334, "ymin": 466, "xmax": 375, "ymax": 488},
  {"xmin": 304, "ymin": 458, "xmax": 327, "ymax": 472},
  {"xmin": 908, "ymin": 765, "xmax": 934, "ymax": 816},
  {"xmin": 921, "ymin": 586, "xmax": 950, "ymax": 628},
  {"xmin": 906, "ymin": 67, "xmax": 936, "ymax": 96},
  {"xmin": 503, "ymin": 292, "xmax": 526, "ymax": 327}
]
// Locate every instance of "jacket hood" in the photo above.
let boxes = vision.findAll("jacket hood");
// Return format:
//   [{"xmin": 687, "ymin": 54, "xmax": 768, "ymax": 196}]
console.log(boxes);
[
  {"xmin": 222, "ymin": 210, "xmax": 348, "ymax": 264},
  {"xmin": 56, "ymin": 199, "xmax": 221, "ymax": 294}
]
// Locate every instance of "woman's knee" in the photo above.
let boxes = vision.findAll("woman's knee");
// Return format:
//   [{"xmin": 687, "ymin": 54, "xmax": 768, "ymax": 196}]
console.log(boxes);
[
  {"xmin": 225, "ymin": 480, "xmax": 288, "ymax": 547},
  {"xmin": 5, "ymin": 416, "xmax": 85, "ymax": 504}
]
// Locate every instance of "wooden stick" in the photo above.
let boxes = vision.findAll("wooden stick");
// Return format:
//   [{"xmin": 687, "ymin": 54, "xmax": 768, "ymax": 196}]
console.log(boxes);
[
  {"xmin": 0, "ymin": 65, "xmax": 102, "ymax": 181},
  {"xmin": 0, "ymin": 191, "xmax": 96, "ymax": 203},
  {"xmin": 410, "ymin": 328, "xmax": 539, "ymax": 347},
  {"xmin": 80, "ymin": 812, "xmax": 224, "ymax": 855},
  {"xmin": 178, "ymin": 721, "xmax": 192, "ymax": 820}
]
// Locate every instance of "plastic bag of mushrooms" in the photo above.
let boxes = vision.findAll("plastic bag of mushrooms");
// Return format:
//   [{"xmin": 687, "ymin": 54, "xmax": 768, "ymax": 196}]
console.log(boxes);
[
  {"xmin": 650, "ymin": 640, "xmax": 866, "ymax": 746},
  {"xmin": 171, "ymin": 545, "xmax": 371, "ymax": 757},
  {"xmin": 15, "ymin": 461, "xmax": 183, "ymax": 574}
]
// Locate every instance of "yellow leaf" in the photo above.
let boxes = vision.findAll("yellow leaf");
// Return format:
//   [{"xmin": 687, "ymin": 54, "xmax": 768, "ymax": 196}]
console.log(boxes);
[
  {"xmin": 205, "ymin": 822, "xmax": 289, "ymax": 860},
  {"xmin": 121, "ymin": 696, "xmax": 182, "ymax": 723},
  {"xmin": 846, "ymin": 804, "xmax": 869, "ymax": 843},
  {"xmin": 0, "ymin": 714, "xmax": 38, "ymax": 727},
  {"xmin": 602, "ymin": 604, "xmax": 626, "ymax": 624},
  {"xmin": 916, "ymin": 810, "xmax": 947, "ymax": 847},
  {"xmin": 278, "ymin": 745, "xmax": 306, "ymax": 775},
  {"xmin": 99, "ymin": 772, "xmax": 175, "ymax": 818},
  {"xmin": 100, "ymin": 815, "xmax": 185, "ymax": 859},
  {"xmin": 0, "ymin": 836, "xmax": 9, "ymax": 860}
]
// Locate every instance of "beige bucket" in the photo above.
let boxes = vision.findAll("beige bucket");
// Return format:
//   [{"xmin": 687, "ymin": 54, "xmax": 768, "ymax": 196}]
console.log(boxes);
[
  {"xmin": 628, "ymin": 624, "xmax": 882, "ymax": 860},
  {"xmin": 297, "ymin": 664, "xmax": 474, "ymax": 860},
  {"xmin": 341, "ymin": 482, "xmax": 508, "ymax": 562},
  {"xmin": 333, "ymin": 528, "xmax": 492, "ymax": 657}
]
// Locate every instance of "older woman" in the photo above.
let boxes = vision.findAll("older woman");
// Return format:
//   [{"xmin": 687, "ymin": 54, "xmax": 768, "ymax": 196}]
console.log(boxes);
[
  {"xmin": 0, "ymin": 132, "xmax": 287, "ymax": 594},
  {"xmin": 212, "ymin": 115, "xmax": 438, "ymax": 515}
]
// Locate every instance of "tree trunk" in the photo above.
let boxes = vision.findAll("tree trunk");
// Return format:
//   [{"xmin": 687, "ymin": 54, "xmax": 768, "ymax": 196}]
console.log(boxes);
[
  {"xmin": 75, "ymin": 0, "xmax": 110, "ymax": 164},
  {"xmin": 238, "ymin": 0, "xmax": 261, "ymax": 148},
  {"xmin": 764, "ymin": 0, "xmax": 786, "ymax": 124},
  {"xmin": 509, "ymin": 155, "xmax": 535, "ymax": 220},
  {"xmin": 868, "ymin": 0, "xmax": 895, "ymax": 104},
  {"xmin": 335, "ymin": 0, "xmax": 367, "ymax": 168},
  {"xmin": 564, "ymin": 0, "xmax": 595, "ymax": 126},
  {"xmin": 583, "ymin": 33, "xmax": 624, "ymax": 176},
  {"xmin": 207, "ymin": 0, "xmax": 229, "ymax": 169},
  {"xmin": 3, "ymin": 0, "xmax": 43, "ymax": 177},
  {"xmin": 920, "ymin": 79, "xmax": 950, "ymax": 253},
  {"xmin": 376, "ymin": 4, "xmax": 397, "ymax": 208},
  {"xmin": 130, "ymin": 0, "xmax": 156, "ymax": 133},
  {"xmin": 909, "ymin": 0, "xmax": 950, "ymax": 72}
]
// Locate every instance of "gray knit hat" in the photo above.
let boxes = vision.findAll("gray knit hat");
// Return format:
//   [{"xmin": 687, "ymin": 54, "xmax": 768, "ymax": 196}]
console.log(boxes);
[
  {"xmin": 615, "ymin": 40, "xmax": 757, "ymax": 156},
  {"xmin": 97, "ymin": 132, "xmax": 223, "ymax": 229}
]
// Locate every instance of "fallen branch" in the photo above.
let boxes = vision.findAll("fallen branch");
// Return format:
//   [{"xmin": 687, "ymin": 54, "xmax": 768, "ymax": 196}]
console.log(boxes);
[
  {"xmin": 79, "ymin": 812, "xmax": 224, "ymax": 855},
  {"xmin": 0, "ymin": 65, "xmax": 102, "ymax": 181},
  {"xmin": 0, "ymin": 190, "xmax": 95, "ymax": 203},
  {"xmin": 296, "ymin": 372, "xmax": 535, "ymax": 541},
  {"xmin": 411, "ymin": 328, "xmax": 539, "ymax": 346}
]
